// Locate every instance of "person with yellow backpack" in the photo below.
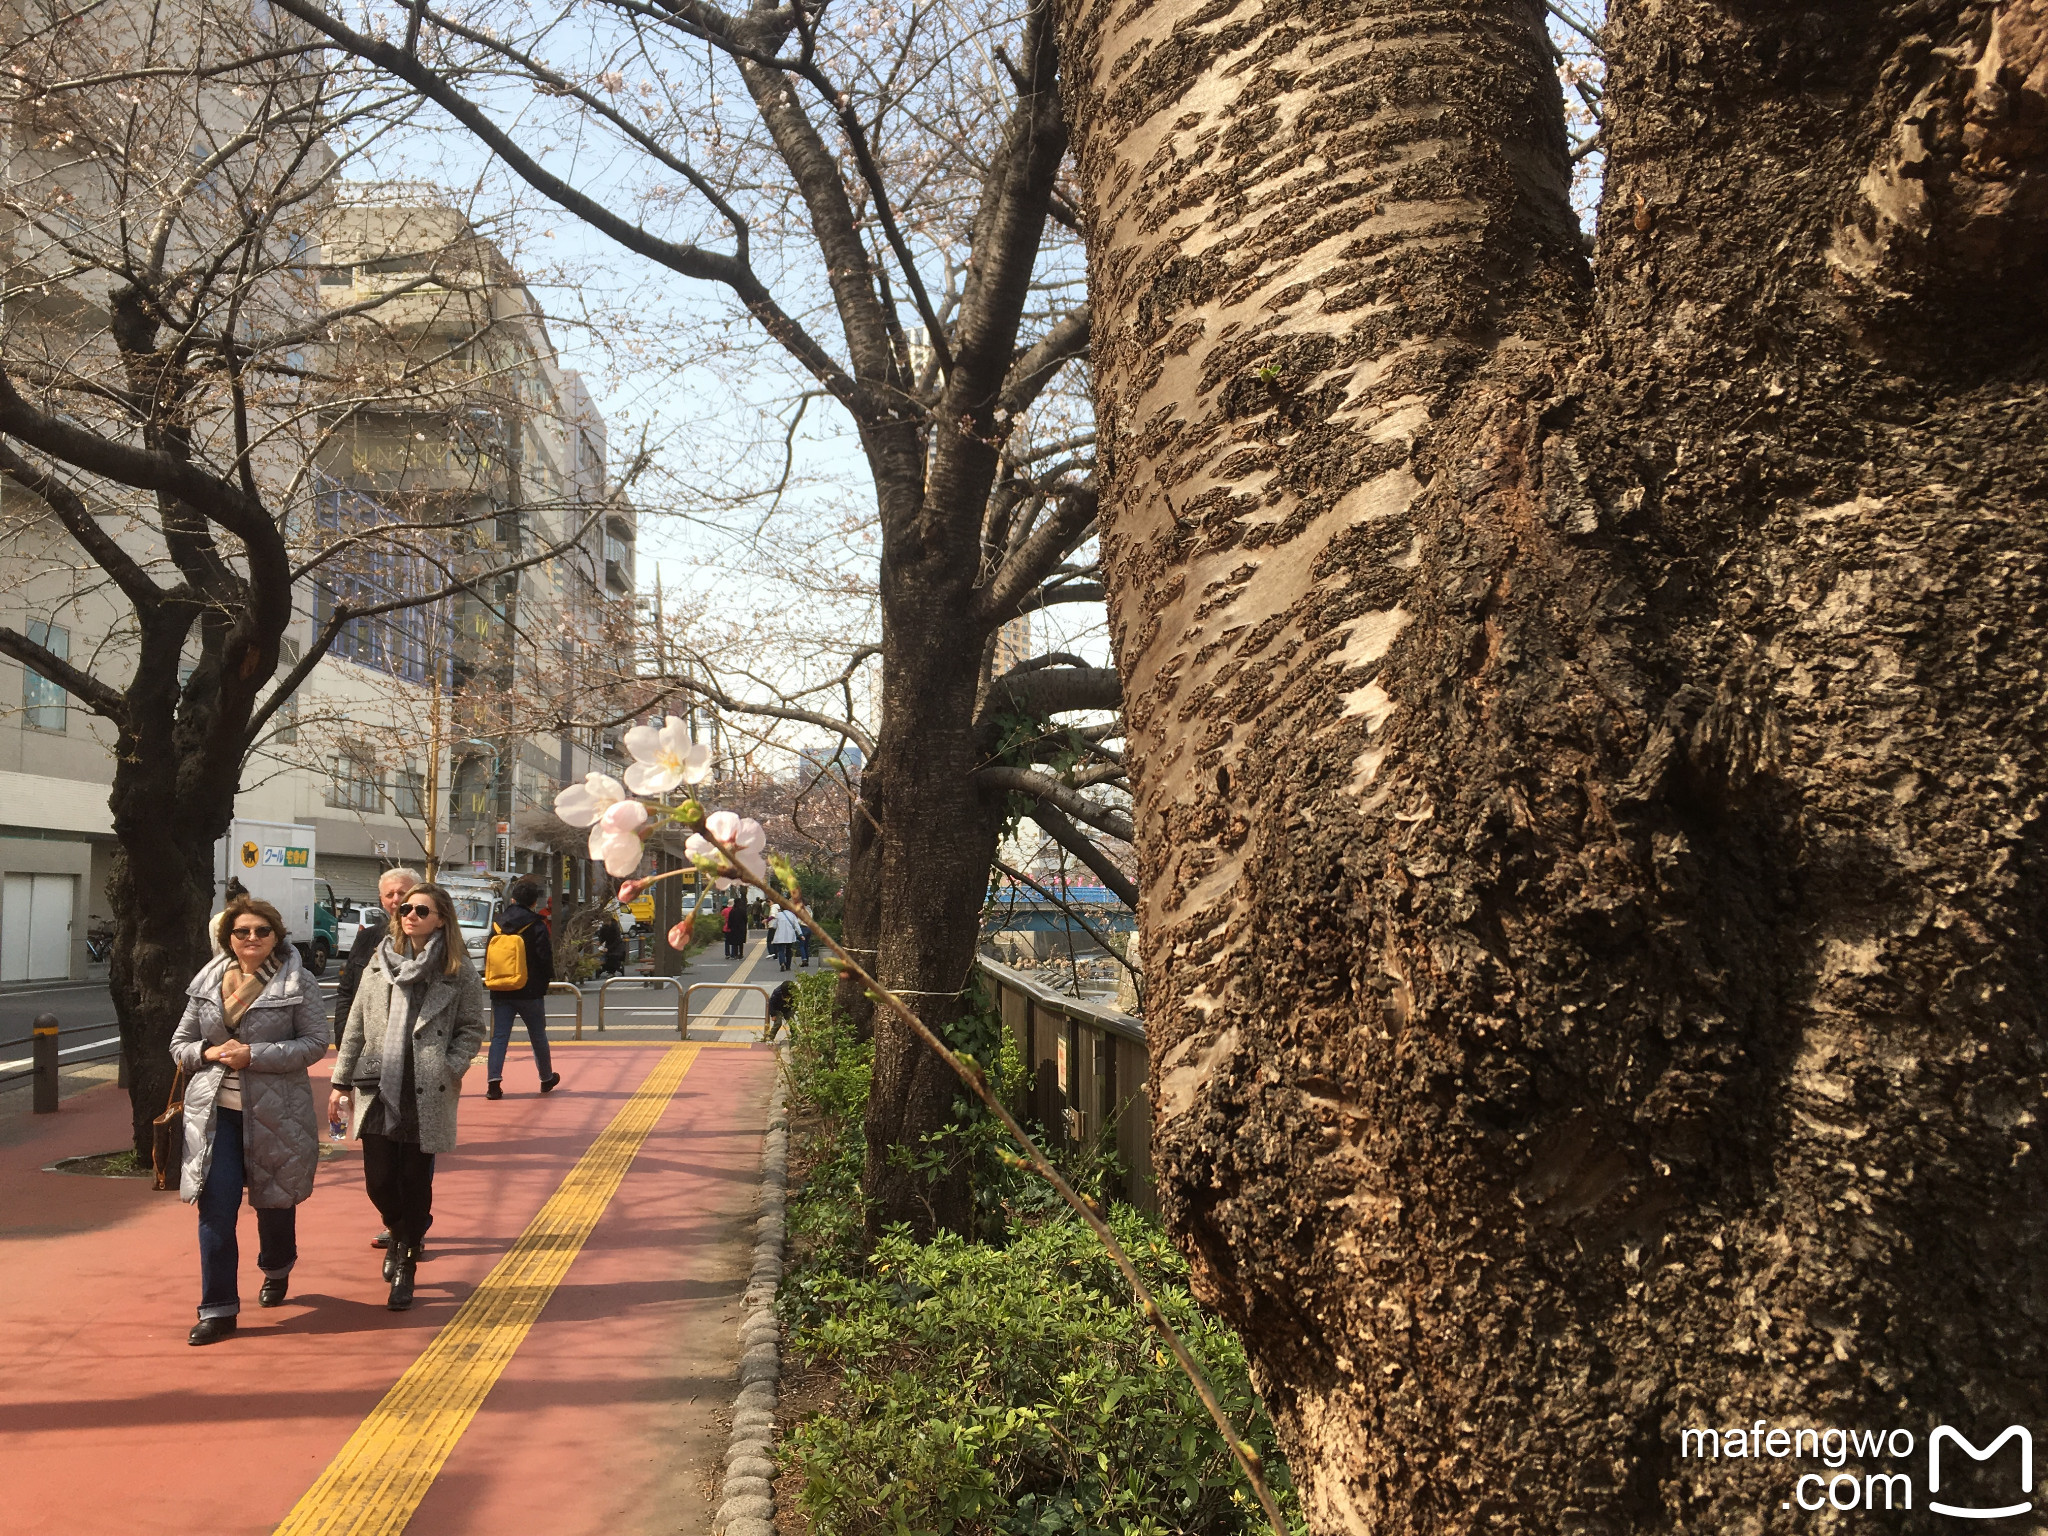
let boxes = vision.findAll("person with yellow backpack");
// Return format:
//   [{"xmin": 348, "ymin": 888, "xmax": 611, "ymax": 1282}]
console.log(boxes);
[{"xmin": 482, "ymin": 879, "xmax": 562, "ymax": 1101}]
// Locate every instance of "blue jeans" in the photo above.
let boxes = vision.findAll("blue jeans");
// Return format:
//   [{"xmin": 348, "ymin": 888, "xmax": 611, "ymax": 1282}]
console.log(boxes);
[
  {"xmin": 797, "ymin": 931, "xmax": 810, "ymax": 966},
  {"xmin": 489, "ymin": 996, "xmax": 555, "ymax": 1083},
  {"xmin": 198, "ymin": 1107, "xmax": 297, "ymax": 1319}
]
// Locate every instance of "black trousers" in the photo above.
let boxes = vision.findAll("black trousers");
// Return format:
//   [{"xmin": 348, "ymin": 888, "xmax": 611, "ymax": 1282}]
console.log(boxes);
[{"xmin": 361, "ymin": 1132, "xmax": 436, "ymax": 1251}]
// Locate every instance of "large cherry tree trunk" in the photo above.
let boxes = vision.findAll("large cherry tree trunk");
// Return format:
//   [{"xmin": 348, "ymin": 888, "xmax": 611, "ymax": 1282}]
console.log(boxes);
[{"xmin": 1058, "ymin": 0, "xmax": 2048, "ymax": 1527}]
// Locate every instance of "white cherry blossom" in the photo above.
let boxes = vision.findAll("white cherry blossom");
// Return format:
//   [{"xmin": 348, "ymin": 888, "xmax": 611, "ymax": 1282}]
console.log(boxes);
[
  {"xmin": 554, "ymin": 772, "xmax": 629, "ymax": 828},
  {"xmin": 589, "ymin": 798, "xmax": 650, "ymax": 877},
  {"xmin": 621, "ymin": 716, "xmax": 714, "ymax": 796},
  {"xmin": 686, "ymin": 812, "xmax": 769, "ymax": 889}
]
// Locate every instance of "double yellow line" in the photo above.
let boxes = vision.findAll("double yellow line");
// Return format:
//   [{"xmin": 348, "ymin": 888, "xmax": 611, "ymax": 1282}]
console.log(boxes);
[{"xmin": 274, "ymin": 1043, "xmax": 701, "ymax": 1536}]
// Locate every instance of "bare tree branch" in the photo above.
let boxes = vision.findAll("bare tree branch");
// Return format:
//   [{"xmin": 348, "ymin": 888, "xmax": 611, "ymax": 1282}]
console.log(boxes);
[
  {"xmin": 976, "ymin": 763, "xmax": 1132, "ymax": 843},
  {"xmin": 1025, "ymin": 799, "xmax": 1137, "ymax": 907},
  {"xmin": 980, "ymin": 663, "xmax": 1121, "ymax": 723}
]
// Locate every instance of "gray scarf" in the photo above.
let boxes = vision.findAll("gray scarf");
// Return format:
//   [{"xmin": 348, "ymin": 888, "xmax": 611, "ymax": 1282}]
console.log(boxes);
[{"xmin": 356, "ymin": 933, "xmax": 444, "ymax": 1107}]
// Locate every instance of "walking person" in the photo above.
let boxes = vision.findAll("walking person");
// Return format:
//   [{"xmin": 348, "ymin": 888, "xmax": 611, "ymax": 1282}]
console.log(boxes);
[
  {"xmin": 335, "ymin": 868, "xmax": 423, "ymax": 1043},
  {"xmin": 328, "ymin": 883, "xmax": 488, "ymax": 1311},
  {"xmin": 482, "ymin": 878, "xmax": 561, "ymax": 1100},
  {"xmin": 172, "ymin": 896, "xmax": 329, "ymax": 1346},
  {"xmin": 597, "ymin": 910, "xmax": 627, "ymax": 978},
  {"xmin": 721, "ymin": 898, "xmax": 747, "ymax": 960},
  {"xmin": 768, "ymin": 905, "xmax": 803, "ymax": 972}
]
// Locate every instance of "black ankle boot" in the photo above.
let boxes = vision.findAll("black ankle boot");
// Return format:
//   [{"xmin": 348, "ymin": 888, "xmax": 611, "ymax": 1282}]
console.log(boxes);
[
  {"xmin": 388, "ymin": 1247, "xmax": 418, "ymax": 1311},
  {"xmin": 189, "ymin": 1316, "xmax": 237, "ymax": 1346}
]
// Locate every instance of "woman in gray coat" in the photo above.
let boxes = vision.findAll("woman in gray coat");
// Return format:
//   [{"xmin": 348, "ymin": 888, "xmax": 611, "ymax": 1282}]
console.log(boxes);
[
  {"xmin": 328, "ymin": 882, "xmax": 488, "ymax": 1311},
  {"xmin": 170, "ymin": 894, "xmax": 329, "ymax": 1346}
]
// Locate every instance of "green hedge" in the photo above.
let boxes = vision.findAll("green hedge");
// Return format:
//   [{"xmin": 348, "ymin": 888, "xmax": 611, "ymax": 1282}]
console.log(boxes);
[{"xmin": 776, "ymin": 971, "xmax": 1305, "ymax": 1536}]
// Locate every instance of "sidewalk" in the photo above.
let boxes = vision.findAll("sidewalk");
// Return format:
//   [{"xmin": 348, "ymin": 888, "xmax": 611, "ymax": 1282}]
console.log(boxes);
[{"xmin": 0, "ymin": 1034, "xmax": 781, "ymax": 1536}]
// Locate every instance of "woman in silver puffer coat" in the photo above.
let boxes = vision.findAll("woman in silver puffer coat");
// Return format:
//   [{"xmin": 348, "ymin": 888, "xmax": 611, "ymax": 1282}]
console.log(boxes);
[{"xmin": 170, "ymin": 894, "xmax": 329, "ymax": 1346}]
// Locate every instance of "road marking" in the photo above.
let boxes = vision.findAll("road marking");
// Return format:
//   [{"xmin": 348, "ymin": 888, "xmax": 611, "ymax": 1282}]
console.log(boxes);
[
  {"xmin": 688, "ymin": 941, "xmax": 771, "ymax": 1034},
  {"xmin": 271, "ymin": 1043, "xmax": 701, "ymax": 1536}
]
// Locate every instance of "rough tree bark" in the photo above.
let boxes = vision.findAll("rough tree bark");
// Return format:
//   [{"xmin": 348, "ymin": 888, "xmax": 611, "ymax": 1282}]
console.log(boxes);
[{"xmin": 1057, "ymin": 0, "xmax": 2047, "ymax": 1528}]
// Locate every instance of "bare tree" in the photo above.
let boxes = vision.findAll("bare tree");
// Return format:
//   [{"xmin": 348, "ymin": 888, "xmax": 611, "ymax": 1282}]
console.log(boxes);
[
  {"xmin": 266, "ymin": 0, "xmax": 1123, "ymax": 1229},
  {"xmin": 0, "ymin": 0, "xmax": 595, "ymax": 1151},
  {"xmin": 1054, "ymin": 0, "xmax": 2048, "ymax": 1526}
]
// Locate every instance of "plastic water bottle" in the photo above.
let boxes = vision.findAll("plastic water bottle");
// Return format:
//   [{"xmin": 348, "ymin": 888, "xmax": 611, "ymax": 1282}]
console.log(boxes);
[{"xmin": 329, "ymin": 1114, "xmax": 346, "ymax": 1142}]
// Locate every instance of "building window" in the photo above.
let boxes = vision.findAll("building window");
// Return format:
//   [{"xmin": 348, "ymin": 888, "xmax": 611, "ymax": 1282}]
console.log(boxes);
[
  {"xmin": 23, "ymin": 621, "xmax": 68, "ymax": 732},
  {"xmin": 330, "ymin": 747, "xmax": 383, "ymax": 812},
  {"xmin": 393, "ymin": 768, "xmax": 424, "ymax": 818},
  {"xmin": 311, "ymin": 482, "xmax": 452, "ymax": 685}
]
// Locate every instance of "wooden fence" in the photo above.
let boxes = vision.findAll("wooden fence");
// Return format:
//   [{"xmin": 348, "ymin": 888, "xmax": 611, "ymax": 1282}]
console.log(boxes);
[{"xmin": 975, "ymin": 956, "xmax": 1154, "ymax": 1213}]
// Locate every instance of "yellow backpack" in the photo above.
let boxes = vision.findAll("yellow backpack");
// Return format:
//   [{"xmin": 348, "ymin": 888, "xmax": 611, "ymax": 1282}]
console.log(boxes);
[{"xmin": 483, "ymin": 922, "xmax": 528, "ymax": 992}]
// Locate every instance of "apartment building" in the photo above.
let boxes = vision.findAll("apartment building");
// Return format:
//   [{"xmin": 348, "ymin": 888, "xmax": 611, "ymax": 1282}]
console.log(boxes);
[
  {"xmin": 317, "ymin": 184, "xmax": 634, "ymax": 890},
  {"xmin": 0, "ymin": 163, "xmax": 635, "ymax": 979}
]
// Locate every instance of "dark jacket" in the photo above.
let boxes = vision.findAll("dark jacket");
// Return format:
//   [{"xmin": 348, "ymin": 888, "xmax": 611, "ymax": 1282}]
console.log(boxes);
[
  {"xmin": 335, "ymin": 907, "xmax": 389, "ymax": 1019},
  {"xmin": 490, "ymin": 902, "xmax": 554, "ymax": 999},
  {"xmin": 722, "ymin": 902, "xmax": 747, "ymax": 938}
]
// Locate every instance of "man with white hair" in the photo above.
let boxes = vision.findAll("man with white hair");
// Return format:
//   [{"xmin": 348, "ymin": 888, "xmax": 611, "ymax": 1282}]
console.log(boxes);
[{"xmin": 334, "ymin": 867, "xmax": 424, "ymax": 1039}]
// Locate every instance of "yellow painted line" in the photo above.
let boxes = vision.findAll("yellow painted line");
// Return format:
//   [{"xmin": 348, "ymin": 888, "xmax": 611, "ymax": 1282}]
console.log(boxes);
[
  {"xmin": 273, "ymin": 1043, "xmax": 701, "ymax": 1536},
  {"xmin": 552, "ymin": 1039, "xmax": 755, "ymax": 1049}
]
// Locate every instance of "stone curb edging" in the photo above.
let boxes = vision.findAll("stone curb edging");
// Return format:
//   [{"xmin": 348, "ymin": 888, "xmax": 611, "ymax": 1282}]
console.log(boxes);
[{"xmin": 713, "ymin": 1057, "xmax": 789, "ymax": 1536}]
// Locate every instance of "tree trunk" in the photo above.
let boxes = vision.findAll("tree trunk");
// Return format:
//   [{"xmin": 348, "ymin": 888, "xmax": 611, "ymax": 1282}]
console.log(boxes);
[
  {"xmin": 835, "ymin": 759, "xmax": 884, "ymax": 1044},
  {"xmin": 860, "ymin": 508, "xmax": 1011, "ymax": 1239},
  {"xmin": 1059, "ymin": 0, "xmax": 2048, "ymax": 1528},
  {"xmin": 109, "ymin": 648, "xmax": 244, "ymax": 1156}
]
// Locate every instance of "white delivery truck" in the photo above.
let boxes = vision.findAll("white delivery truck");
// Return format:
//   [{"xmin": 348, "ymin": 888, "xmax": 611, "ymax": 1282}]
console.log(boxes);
[
  {"xmin": 436, "ymin": 872, "xmax": 504, "ymax": 967},
  {"xmin": 213, "ymin": 819, "xmax": 340, "ymax": 974}
]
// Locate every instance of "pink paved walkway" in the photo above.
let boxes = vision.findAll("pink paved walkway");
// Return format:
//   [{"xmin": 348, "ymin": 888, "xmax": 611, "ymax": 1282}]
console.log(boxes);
[{"xmin": 0, "ymin": 1041, "xmax": 779, "ymax": 1536}]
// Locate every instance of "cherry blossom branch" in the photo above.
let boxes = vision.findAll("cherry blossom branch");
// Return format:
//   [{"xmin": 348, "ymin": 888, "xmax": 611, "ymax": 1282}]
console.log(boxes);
[{"xmin": 672, "ymin": 805, "xmax": 1285, "ymax": 1536}]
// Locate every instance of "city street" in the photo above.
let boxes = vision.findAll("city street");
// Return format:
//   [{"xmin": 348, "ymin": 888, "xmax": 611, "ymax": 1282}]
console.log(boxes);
[
  {"xmin": 0, "ymin": 942, "xmax": 786, "ymax": 1536},
  {"xmin": 0, "ymin": 933, "xmax": 787, "ymax": 1087}
]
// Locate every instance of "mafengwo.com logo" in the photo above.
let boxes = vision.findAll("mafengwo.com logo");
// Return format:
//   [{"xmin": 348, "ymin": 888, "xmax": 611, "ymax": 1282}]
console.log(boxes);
[{"xmin": 1678, "ymin": 1420, "xmax": 2033, "ymax": 1518}]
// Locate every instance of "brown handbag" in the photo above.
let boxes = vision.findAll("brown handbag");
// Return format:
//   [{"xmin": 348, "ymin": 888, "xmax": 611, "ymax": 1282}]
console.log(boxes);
[{"xmin": 151, "ymin": 1066, "xmax": 188, "ymax": 1191}]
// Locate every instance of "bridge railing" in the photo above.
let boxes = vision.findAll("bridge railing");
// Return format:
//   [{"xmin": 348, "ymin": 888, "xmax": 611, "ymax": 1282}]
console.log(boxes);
[{"xmin": 973, "ymin": 956, "xmax": 1153, "ymax": 1214}]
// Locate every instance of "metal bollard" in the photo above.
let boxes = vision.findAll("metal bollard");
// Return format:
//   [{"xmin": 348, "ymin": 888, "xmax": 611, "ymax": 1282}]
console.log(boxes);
[{"xmin": 32, "ymin": 1013, "xmax": 59, "ymax": 1114}]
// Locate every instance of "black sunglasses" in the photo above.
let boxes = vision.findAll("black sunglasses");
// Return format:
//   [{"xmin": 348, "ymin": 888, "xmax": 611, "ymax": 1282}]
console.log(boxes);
[
  {"xmin": 399, "ymin": 903, "xmax": 439, "ymax": 918},
  {"xmin": 230, "ymin": 924, "xmax": 273, "ymax": 939}
]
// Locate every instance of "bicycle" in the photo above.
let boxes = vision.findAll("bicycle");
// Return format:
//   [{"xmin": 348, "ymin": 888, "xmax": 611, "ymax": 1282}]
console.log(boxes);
[{"xmin": 85, "ymin": 924, "xmax": 115, "ymax": 963}]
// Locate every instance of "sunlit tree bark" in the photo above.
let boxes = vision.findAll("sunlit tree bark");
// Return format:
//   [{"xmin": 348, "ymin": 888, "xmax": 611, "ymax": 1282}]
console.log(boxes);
[{"xmin": 1057, "ymin": 0, "xmax": 2048, "ymax": 1526}]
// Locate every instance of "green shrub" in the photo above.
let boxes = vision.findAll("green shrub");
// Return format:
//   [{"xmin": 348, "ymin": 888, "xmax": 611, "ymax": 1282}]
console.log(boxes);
[
  {"xmin": 776, "ymin": 975, "xmax": 1305, "ymax": 1536},
  {"xmin": 781, "ymin": 1212, "xmax": 1302, "ymax": 1535}
]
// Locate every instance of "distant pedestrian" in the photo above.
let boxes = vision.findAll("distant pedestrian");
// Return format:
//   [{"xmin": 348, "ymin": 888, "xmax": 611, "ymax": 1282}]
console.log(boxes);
[
  {"xmin": 721, "ymin": 899, "xmax": 747, "ymax": 959},
  {"xmin": 597, "ymin": 912, "xmax": 627, "ymax": 977},
  {"xmin": 765, "ymin": 978, "xmax": 794, "ymax": 1040},
  {"xmin": 482, "ymin": 878, "xmax": 561, "ymax": 1101},
  {"xmin": 796, "ymin": 925, "xmax": 811, "ymax": 968},
  {"xmin": 336, "ymin": 868, "xmax": 423, "ymax": 1045},
  {"xmin": 172, "ymin": 895, "xmax": 328, "ymax": 1346},
  {"xmin": 768, "ymin": 906, "xmax": 803, "ymax": 972},
  {"xmin": 329, "ymin": 883, "xmax": 488, "ymax": 1311}
]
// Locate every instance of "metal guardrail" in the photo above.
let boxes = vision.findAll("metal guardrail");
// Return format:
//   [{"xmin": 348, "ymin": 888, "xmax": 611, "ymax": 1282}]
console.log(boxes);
[
  {"xmin": 549, "ymin": 982, "xmax": 586, "ymax": 1040},
  {"xmin": 596, "ymin": 974, "xmax": 684, "ymax": 1034},
  {"xmin": 683, "ymin": 983, "xmax": 770, "ymax": 1040}
]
